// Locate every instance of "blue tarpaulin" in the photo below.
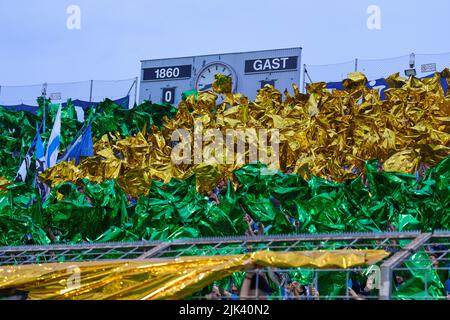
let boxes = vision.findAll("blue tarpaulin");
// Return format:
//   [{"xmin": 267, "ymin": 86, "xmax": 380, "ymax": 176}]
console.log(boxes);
[
  {"xmin": 61, "ymin": 96, "xmax": 130, "ymax": 110},
  {"xmin": 1, "ymin": 103, "xmax": 40, "ymax": 114},
  {"xmin": 1, "ymin": 96, "xmax": 130, "ymax": 114},
  {"xmin": 315, "ymin": 75, "xmax": 448, "ymax": 100}
]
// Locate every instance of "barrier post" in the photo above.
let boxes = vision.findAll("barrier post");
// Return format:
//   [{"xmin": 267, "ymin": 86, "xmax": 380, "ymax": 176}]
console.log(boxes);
[
  {"xmin": 134, "ymin": 76, "xmax": 138, "ymax": 106},
  {"xmin": 302, "ymin": 64, "xmax": 306, "ymax": 93},
  {"xmin": 89, "ymin": 80, "xmax": 93, "ymax": 103}
]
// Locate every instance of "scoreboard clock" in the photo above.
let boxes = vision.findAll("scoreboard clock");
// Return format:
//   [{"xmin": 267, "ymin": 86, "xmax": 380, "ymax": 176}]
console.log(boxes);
[
  {"xmin": 139, "ymin": 47, "xmax": 301, "ymax": 105},
  {"xmin": 195, "ymin": 62, "xmax": 237, "ymax": 92}
]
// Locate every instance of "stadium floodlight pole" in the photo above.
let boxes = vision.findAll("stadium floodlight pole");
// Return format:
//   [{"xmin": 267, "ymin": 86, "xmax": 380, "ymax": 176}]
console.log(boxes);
[
  {"xmin": 404, "ymin": 52, "xmax": 417, "ymax": 77},
  {"xmin": 409, "ymin": 53, "xmax": 415, "ymax": 68}
]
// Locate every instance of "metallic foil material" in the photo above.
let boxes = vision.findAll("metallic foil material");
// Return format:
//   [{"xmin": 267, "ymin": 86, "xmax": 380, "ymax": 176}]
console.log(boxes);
[
  {"xmin": 0, "ymin": 250, "xmax": 388, "ymax": 300},
  {"xmin": 37, "ymin": 71, "xmax": 449, "ymax": 195}
]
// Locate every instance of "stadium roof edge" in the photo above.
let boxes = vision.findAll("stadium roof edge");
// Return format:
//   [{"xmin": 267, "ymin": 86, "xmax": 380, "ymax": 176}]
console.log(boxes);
[{"xmin": 140, "ymin": 47, "xmax": 303, "ymax": 63}]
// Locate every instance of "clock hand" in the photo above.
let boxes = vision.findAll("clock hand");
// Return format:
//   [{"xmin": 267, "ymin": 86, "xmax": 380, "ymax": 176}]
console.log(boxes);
[{"xmin": 199, "ymin": 83, "xmax": 213, "ymax": 91}]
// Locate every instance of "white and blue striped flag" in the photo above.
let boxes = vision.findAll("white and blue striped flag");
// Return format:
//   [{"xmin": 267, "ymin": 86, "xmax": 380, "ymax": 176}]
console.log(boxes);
[
  {"xmin": 15, "ymin": 136, "xmax": 37, "ymax": 182},
  {"xmin": 45, "ymin": 104, "xmax": 62, "ymax": 170}
]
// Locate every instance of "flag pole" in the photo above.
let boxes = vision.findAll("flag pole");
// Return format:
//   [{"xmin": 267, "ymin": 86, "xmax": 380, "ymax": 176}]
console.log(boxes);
[{"xmin": 42, "ymin": 83, "xmax": 47, "ymax": 133}]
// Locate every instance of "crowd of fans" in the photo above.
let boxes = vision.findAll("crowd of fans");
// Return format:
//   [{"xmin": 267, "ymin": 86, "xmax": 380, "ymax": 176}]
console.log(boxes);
[{"xmin": 201, "ymin": 259, "xmax": 450, "ymax": 300}]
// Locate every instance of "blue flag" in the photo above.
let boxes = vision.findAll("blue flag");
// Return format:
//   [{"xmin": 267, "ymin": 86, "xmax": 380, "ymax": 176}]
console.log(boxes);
[
  {"xmin": 65, "ymin": 124, "xmax": 94, "ymax": 165},
  {"xmin": 36, "ymin": 124, "xmax": 45, "ymax": 169},
  {"xmin": 35, "ymin": 123, "xmax": 49, "ymax": 197}
]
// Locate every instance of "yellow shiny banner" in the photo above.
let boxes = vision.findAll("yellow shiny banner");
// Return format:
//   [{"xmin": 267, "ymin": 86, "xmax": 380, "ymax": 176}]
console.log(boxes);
[{"xmin": 0, "ymin": 250, "xmax": 389, "ymax": 300}]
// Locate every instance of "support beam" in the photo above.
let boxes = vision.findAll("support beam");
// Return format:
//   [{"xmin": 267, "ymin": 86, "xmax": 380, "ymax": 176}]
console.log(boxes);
[
  {"xmin": 379, "ymin": 232, "xmax": 432, "ymax": 300},
  {"xmin": 137, "ymin": 243, "xmax": 171, "ymax": 260}
]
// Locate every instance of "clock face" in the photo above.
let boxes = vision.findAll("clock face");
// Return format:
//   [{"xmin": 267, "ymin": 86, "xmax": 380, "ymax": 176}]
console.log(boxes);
[{"xmin": 195, "ymin": 62, "xmax": 237, "ymax": 92}]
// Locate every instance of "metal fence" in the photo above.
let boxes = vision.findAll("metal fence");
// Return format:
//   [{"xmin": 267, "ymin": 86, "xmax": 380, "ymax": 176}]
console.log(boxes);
[
  {"xmin": 0, "ymin": 77, "xmax": 138, "ymax": 108},
  {"xmin": 1, "ymin": 230, "xmax": 449, "ymax": 300},
  {"xmin": 302, "ymin": 52, "xmax": 450, "ymax": 92}
]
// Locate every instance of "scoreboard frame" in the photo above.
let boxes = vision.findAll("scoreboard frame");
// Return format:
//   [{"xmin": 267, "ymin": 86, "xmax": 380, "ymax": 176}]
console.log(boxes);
[{"xmin": 139, "ymin": 47, "xmax": 302, "ymax": 105}]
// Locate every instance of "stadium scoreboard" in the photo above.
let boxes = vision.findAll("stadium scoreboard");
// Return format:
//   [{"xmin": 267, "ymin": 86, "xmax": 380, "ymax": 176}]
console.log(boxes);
[{"xmin": 139, "ymin": 47, "xmax": 302, "ymax": 105}]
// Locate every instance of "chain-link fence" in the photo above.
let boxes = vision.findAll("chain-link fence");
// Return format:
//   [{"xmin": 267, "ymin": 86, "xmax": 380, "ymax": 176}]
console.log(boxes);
[
  {"xmin": 303, "ymin": 52, "xmax": 450, "ymax": 92},
  {"xmin": 0, "ymin": 78, "xmax": 138, "ymax": 109}
]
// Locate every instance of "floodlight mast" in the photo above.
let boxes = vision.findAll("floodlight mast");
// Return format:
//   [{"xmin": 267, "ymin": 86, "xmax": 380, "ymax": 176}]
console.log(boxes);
[
  {"xmin": 409, "ymin": 52, "xmax": 415, "ymax": 68},
  {"xmin": 404, "ymin": 52, "xmax": 417, "ymax": 77}
]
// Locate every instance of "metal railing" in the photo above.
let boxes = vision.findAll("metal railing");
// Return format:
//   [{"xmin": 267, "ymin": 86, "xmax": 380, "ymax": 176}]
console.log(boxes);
[{"xmin": 0, "ymin": 230, "xmax": 448, "ymax": 300}]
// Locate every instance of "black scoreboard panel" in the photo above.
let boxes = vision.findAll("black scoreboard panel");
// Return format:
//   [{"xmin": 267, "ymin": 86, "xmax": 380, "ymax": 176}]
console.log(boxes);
[
  {"xmin": 139, "ymin": 47, "xmax": 302, "ymax": 106},
  {"xmin": 244, "ymin": 56, "xmax": 298, "ymax": 74},
  {"xmin": 143, "ymin": 65, "xmax": 192, "ymax": 81},
  {"xmin": 161, "ymin": 87, "xmax": 176, "ymax": 104}
]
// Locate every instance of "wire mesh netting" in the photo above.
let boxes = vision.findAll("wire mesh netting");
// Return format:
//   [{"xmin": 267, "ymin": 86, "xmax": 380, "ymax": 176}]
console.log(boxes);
[
  {"xmin": 0, "ymin": 78, "xmax": 138, "ymax": 108},
  {"xmin": 0, "ymin": 83, "xmax": 43, "ymax": 106},
  {"xmin": 304, "ymin": 52, "xmax": 450, "ymax": 92}
]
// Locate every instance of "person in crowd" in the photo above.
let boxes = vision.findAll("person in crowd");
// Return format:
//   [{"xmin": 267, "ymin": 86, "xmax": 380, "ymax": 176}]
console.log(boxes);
[
  {"xmin": 204, "ymin": 285, "xmax": 221, "ymax": 300},
  {"xmin": 208, "ymin": 179, "xmax": 227, "ymax": 204},
  {"xmin": 393, "ymin": 274, "xmax": 405, "ymax": 289},
  {"xmin": 309, "ymin": 284, "xmax": 320, "ymax": 300},
  {"xmin": 126, "ymin": 194, "xmax": 138, "ymax": 206},
  {"xmin": 285, "ymin": 167, "xmax": 294, "ymax": 174},
  {"xmin": 23, "ymin": 232, "xmax": 34, "ymax": 245},
  {"xmin": 266, "ymin": 269, "xmax": 291, "ymax": 300},
  {"xmin": 386, "ymin": 222, "xmax": 399, "ymax": 250},
  {"xmin": 415, "ymin": 162, "xmax": 430, "ymax": 184},
  {"xmin": 445, "ymin": 273, "xmax": 450, "ymax": 300},
  {"xmin": 377, "ymin": 161, "xmax": 384, "ymax": 172},
  {"xmin": 361, "ymin": 173, "xmax": 370, "ymax": 191},
  {"xmin": 270, "ymin": 196, "xmax": 300, "ymax": 233},
  {"xmin": 429, "ymin": 253, "xmax": 439, "ymax": 269},
  {"xmin": 348, "ymin": 268, "xmax": 375, "ymax": 300},
  {"xmin": 240, "ymin": 270, "xmax": 274, "ymax": 300},
  {"xmin": 291, "ymin": 282, "xmax": 319, "ymax": 300},
  {"xmin": 243, "ymin": 212, "xmax": 265, "ymax": 237},
  {"xmin": 222, "ymin": 283, "xmax": 239, "ymax": 300},
  {"xmin": 76, "ymin": 179, "xmax": 93, "ymax": 205},
  {"xmin": 208, "ymin": 190, "xmax": 220, "ymax": 204},
  {"xmin": 290, "ymin": 282, "xmax": 308, "ymax": 300},
  {"xmin": 348, "ymin": 287, "xmax": 365, "ymax": 300},
  {"xmin": 0, "ymin": 288, "xmax": 28, "ymax": 300},
  {"xmin": 278, "ymin": 281, "xmax": 319, "ymax": 300},
  {"xmin": 45, "ymin": 227, "xmax": 62, "ymax": 244},
  {"xmin": 280, "ymin": 273, "xmax": 292, "ymax": 300}
]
